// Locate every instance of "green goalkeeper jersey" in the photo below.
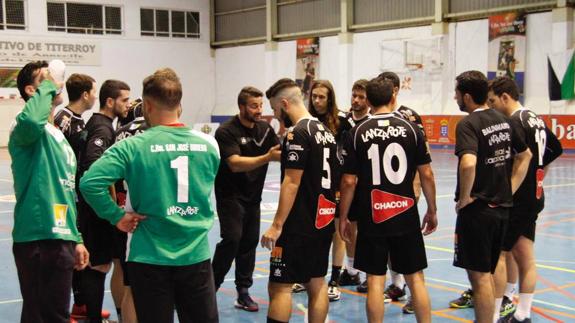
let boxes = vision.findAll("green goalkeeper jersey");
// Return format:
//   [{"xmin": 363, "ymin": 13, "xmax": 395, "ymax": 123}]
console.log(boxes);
[
  {"xmin": 80, "ymin": 125, "xmax": 220, "ymax": 266},
  {"xmin": 9, "ymin": 80, "xmax": 82, "ymax": 243}
]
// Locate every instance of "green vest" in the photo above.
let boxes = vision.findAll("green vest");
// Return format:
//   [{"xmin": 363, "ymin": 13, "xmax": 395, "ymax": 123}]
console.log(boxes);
[
  {"xmin": 80, "ymin": 125, "xmax": 220, "ymax": 266},
  {"xmin": 9, "ymin": 80, "xmax": 82, "ymax": 243}
]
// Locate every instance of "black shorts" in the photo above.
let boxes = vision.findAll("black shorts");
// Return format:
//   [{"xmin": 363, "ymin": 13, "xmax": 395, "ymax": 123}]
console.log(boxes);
[
  {"xmin": 502, "ymin": 209, "xmax": 537, "ymax": 251},
  {"xmin": 128, "ymin": 260, "xmax": 218, "ymax": 323},
  {"xmin": 453, "ymin": 200, "xmax": 508, "ymax": 274},
  {"xmin": 269, "ymin": 233, "xmax": 332, "ymax": 284},
  {"xmin": 78, "ymin": 200, "xmax": 116, "ymax": 266},
  {"xmin": 354, "ymin": 230, "xmax": 427, "ymax": 275},
  {"xmin": 112, "ymin": 229, "xmax": 130, "ymax": 285}
]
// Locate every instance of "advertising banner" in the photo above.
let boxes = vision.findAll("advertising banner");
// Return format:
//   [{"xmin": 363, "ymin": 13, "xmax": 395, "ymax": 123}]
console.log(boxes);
[
  {"xmin": 295, "ymin": 37, "xmax": 319, "ymax": 101},
  {"xmin": 487, "ymin": 12, "xmax": 526, "ymax": 94}
]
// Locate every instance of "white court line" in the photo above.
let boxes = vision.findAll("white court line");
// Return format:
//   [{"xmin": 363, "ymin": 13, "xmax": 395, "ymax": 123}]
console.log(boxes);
[
  {"xmin": 0, "ymin": 179, "xmax": 12, "ymax": 183},
  {"xmin": 0, "ymin": 210, "xmax": 12, "ymax": 214},
  {"xmin": 0, "ymin": 238, "xmax": 12, "ymax": 242}
]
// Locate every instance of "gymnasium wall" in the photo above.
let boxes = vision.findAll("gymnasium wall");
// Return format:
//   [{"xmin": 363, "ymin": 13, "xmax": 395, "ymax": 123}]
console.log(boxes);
[
  {"xmin": 0, "ymin": 0, "xmax": 214, "ymax": 135},
  {"xmin": 214, "ymin": 11, "xmax": 575, "ymax": 148}
]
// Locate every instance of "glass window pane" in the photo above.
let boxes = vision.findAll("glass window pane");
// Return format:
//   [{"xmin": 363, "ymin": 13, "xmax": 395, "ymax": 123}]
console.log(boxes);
[
  {"xmin": 172, "ymin": 10, "xmax": 185, "ymax": 34},
  {"xmin": 0, "ymin": 1, "xmax": 5, "ymax": 29},
  {"xmin": 47, "ymin": 2, "xmax": 65, "ymax": 32},
  {"xmin": 67, "ymin": 3, "xmax": 103, "ymax": 34},
  {"xmin": 156, "ymin": 9, "xmax": 169, "ymax": 36},
  {"xmin": 140, "ymin": 8, "xmax": 154, "ymax": 32},
  {"xmin": 186, "ymin": 11, "xmax": 200, "ymax": 38},
  {"xmin": 6, "ymin": 0, "xmax": 25, "ymax": 29},
  {"xmin": 105, "ymin": 6, "xmax": 121, "ymax": 33}
]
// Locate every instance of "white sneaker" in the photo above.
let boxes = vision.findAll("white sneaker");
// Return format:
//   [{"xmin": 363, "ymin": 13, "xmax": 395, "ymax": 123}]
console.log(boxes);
[{"xmin": 327, "ymin": 282, "xmax": 341, "ymax": 302}]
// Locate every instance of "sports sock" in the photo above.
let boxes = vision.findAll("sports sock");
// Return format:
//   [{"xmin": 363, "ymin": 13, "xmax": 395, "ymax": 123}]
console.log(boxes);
[
  {"xmin": 514, "ymin": 293, "xmax": 534, "ymax": 320},
  {"xmin": 494, "ymin": 297, "xmax": 503, "ymax": 322},
  {"xmin": 82, "ymin": 268, "xmax": 107, "ymax": 322},
  {"xmin": 330, "ymin": 266, "xmax": 342, "ymax": 283},
  {"xmin": 390, "ymin": 270, "xmax": 405, "ymax": 288},
  {"xmin": 346, "ymin": 257, "xmax": 358, "ymax": 276},
  {"xmin": 504, "ymin": 282, "xmax": 516, "ymax": 299}
]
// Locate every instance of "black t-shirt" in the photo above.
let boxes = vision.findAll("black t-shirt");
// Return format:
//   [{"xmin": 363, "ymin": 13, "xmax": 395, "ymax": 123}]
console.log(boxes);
[
  {"xmin": 454, "ymin": 108, "xmax": 527, "ymax": 207},
  {"xmin": 343, "ymin": 113, "xmax": 431, "ymax": 236},
  {"xmin": 214, "ymin": 116, "xmax": 280, "ymax": 203},
  {"xmin": 510, "ymin": 108, "xmax": 562, "ymax": 213},
  {"xmin": 395, "ymin": 105, "xmax": 427, "ymax": 141},
  {"xmin": 281, "ymin": 117, "xmax": 338, "ymax": 237},
  {"xmin": 54, "ymin": 107, "xmax": 87, "ymax": 161},
  {"xmin": 80, "ymin": 113, "xmax": 116, "ymax": 177}
]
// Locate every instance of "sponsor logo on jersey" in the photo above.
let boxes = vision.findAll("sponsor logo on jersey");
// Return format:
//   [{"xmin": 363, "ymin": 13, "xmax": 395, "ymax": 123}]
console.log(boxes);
[
  {"xmin": 166, "ymin": 205, "xmax": 199, "ymax": 217},
  {"xmin": 361, "ymin": 126, "xmax": 407, "ymax": 143},
  {"xmin": 287, "ymin": 132, "xmax": 294, "ymax": 141},
  {"xmin": 315, "ymin": 194, "xmax": 336, "ymax": 229},
  {"xmin": 371, "ymin": 189, "xmax": 414, "ymax": 224},
  {"xmin": 52, "ymin": 204, "xmax": 71, "ymax": 235},
  {"xmin": 59, "ymin": 172, "xmax": 76, "ymax": 192},
  {"xmin": 536, "ymin": 168, "xmax": 544, "ymax": 199},
  {"xmin": 274, "ymin": 268, "xmax": 282, "ymax": 277},
  {"xmin": 287, "ymin": 151, "xmax": 299, "ymax": 162},
  {"xmin": 314, "ymin": 131, "xmax": 336, "ymax": 145},
  {"xmin": 94, "ymin": 138, "xmax": 104, "ymax": 147}
]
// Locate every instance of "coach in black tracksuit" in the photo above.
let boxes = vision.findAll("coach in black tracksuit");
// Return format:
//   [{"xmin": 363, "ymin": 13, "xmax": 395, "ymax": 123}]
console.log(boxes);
[{"xmin": 212, "ymin": 86, "xmax": 280, "ymax": 312}]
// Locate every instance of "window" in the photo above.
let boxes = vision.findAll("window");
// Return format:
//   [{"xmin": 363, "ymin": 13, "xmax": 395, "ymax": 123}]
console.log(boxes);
[
  {"xmin": 47, "ymin": 1, "xmax": 122, "ymax": 35},
  {"xmin": 0, "ymin": 0, "xmax": 26, "ymax": 30},
  {"xmin": 140, "ymin": 8, "xmax": 199, "ymax": 38}
]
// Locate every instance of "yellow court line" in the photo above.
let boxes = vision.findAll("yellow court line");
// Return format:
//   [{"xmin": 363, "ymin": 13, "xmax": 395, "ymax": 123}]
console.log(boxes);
[{"xmin": 536, "ymin": 264, "xmax": 575, "ymax": 274}]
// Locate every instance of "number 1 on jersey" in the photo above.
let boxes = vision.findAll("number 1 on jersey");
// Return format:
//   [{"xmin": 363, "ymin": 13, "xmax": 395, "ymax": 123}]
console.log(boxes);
[
  {"xmin": 534, "ymin": 129, "xmax": 546, "ymax": 166},
  {"xmin": 170, "ymin": 156, "xmax": 189, "ymax": 203}
]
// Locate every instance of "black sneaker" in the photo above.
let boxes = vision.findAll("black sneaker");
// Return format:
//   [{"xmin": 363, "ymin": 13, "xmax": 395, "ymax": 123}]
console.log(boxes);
[
  {"xmin": 384, "ymin": 284, "xmax": 407, "ymax": 302},
  {"xmin": 449, "ymin": 289, "xmax": 473, "ymax": 308},
  {"xmin": 498, "ymin": 311, "xmax": 531, "ymax": 323},
  {"xmin": 500, "ymin": 296, "xmax": 516, "ymax": 317},
  {"xmin": 402, "ymin": 296, "xmax": 414, "ymax": 314},
  {"xmin": 357, "ymin": 280, "xmax": 368, "ymax": 293},
  {"xmin": 339, "ymin": 269, "xmax": 361, "ymax": 286},
  {"xmin": 234, "ymin": 293, "xmax": 259, "ymax": 312}
]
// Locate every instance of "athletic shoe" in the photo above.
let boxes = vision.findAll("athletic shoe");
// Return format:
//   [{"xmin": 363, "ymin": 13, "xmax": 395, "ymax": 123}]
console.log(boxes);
[
  {"xmin": 357, "ymin": 280, "xmax": 368, "ymax": 293},
  {"xmin": 500, "ymin": 296, "xmax": 516, "ymax": 317},
  {"xmin": 70, "ymin": 304, "xmax": 111, "ymax": 319},
  {"xmin": 292, "ymin": 283, "xmax": 306, "ymax": 293},
  {"xmin": 497, "ymin": 310, "xmax": 532, "ymax": 323},
  {"xmin": 449, "ymin": 289, "xmax": 474, "ymax": 308},
  {"xmin": 384, "ymin": 284, "xmax": 407, "ymax": 302},
  {"xmin": 327, "ymin": 281, "xmax": 341, "ymax": 302},
  {"xmin": 402, "ymin": 296, "xmax": 414, "ymax": 314},
  {"xmin": 234, "ymin": 293, "xmax": 259, "ymax": 312},
  {"xmin": 339, "ymin": 269, "xmax": 361, "ymax": 286}
]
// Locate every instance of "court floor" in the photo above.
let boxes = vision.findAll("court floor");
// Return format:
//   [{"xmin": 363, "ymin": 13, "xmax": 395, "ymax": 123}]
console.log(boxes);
[{"xmin": 0, "ymin": 147, "xmax": 574, "ymax": 322}]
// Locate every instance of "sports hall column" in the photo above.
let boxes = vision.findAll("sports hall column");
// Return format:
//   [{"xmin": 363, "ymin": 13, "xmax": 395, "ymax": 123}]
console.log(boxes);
[
  {"xmin": 551, "ymin": 1, "xmax": 574, "ymax": 113},
  {"xmin": 433, "ymin": 0, "xmax": 453, "ymax": 115},
  {"xmin": 265, "ymin": 0, "xmax": 279, "ymax": 114},
  {"xmin": 338, "ymin": 0, "xmax": 354, "ymax": 108}
]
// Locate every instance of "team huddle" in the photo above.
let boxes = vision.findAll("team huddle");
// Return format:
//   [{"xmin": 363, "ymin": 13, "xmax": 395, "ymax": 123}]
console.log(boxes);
[{"xmin": 9, "ymin": 61, "xmax": 562, "ymax": 323}]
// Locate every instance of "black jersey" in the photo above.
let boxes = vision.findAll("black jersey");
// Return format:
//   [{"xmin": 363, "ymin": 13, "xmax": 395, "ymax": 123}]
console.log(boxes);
[
  {"xmin": 281, "ymin": 117, "xmax": 338, "ymax": 237},
  {"xmin": 343, "ymin": 113, "xmax": 431, "ymax": 236},
  {"xmin": 80, "ymin": 113, "xmax": 116, "ymax": 177},
  {"xmin": 395, "ymin": 105, "xmax": 427, "ymax": 141},
  {"xmin": 214, "ymin": 116, "xmax": 280, "ymax": 203},
  {"xmin": 454, "ymin": 108, "xmax": 528, "ymax": 207},
  {"xmin": 509, "ymin": 108, "xmax": 562, "ymax": 213},
  {"xmin": 54, "ymin": 107, "xmax": 87, "ymax": 161},
  {"xmin": 115, "ymin": 117, "xmax": 149, "ymax": 142}
]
